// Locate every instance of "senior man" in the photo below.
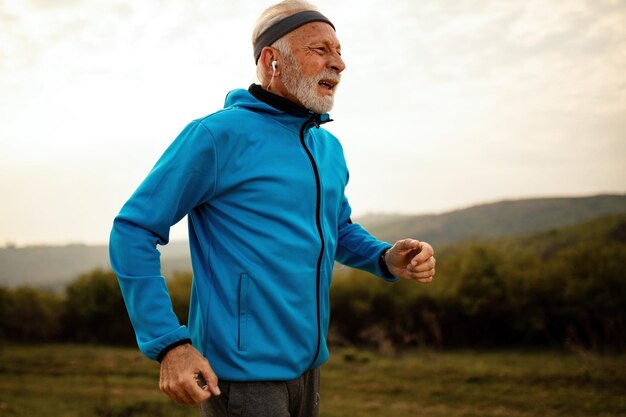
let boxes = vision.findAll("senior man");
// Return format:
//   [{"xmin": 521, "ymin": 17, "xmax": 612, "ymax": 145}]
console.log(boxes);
[{"xmin": 109, "ymin": 1, "xmax": 436, "ymax": 416}]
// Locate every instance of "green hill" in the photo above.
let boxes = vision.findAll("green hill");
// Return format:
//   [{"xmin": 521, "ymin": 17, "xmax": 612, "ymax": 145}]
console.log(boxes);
[
  {"xmin": 359, "ymin": 194, "xmax": 626, "ymax": 246},
  {"xmin": 1, "ymin": 194, "xmax": 624, "ymax": 290},
  {"xmin": 330, "ymin": 212, "xmax": 626, "ymax": 350},
  {"xmin": 0, "ymin": 242, "xmax": 191, "ymax": 292}
]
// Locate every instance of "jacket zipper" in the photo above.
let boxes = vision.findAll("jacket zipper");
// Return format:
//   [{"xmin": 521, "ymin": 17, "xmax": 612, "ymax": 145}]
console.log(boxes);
[{"xmin": 299, "ymin": 115, "xmax": 324, "ymax": 371}]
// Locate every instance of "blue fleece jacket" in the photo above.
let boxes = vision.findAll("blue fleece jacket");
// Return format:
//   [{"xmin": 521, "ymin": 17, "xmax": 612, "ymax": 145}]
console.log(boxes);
[{"xmin": 109, "ymin": 88, "xmax": 396, "ymax": 381}]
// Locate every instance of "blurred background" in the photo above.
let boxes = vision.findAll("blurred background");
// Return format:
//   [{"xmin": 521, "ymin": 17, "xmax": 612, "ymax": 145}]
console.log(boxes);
[
  {"xmin": 1, "ymin": 0, "xmax": 624, "ymax": 245},
  {"xmin": 1, "ymin": 1, "xmax": 625, "ymax": 416}
]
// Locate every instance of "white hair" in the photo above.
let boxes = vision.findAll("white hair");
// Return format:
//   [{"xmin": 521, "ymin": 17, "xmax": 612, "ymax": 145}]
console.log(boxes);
[{"xmin": 253, "ymin": 0, "xmax": 319, "ymax": 82}]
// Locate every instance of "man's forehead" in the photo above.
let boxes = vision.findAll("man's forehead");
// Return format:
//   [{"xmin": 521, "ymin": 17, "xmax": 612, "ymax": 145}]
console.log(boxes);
[{"xmin": 288, "ymin": 22, "xmax": 341, "ymax": 47}]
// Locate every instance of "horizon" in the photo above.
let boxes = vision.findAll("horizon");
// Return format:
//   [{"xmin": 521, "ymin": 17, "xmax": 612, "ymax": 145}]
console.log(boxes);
[
  {"xmin": 1, "ymin": 0, "xmax": 625, "ymax": 246},
  {"xmin": 2, "ymin": 192, "xmax": 623, "ymax": 248}
]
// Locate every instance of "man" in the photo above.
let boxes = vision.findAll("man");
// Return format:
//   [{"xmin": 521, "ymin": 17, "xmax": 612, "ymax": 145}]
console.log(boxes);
[{"xmin": 109, "ymin": 1, "xmax": 435, "ymax": 416}]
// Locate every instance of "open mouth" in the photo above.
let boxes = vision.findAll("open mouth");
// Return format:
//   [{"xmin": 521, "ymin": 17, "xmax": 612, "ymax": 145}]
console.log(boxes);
[{"xmin": 318, "ymin": 79, "xmax": 338, "ymax": 90}]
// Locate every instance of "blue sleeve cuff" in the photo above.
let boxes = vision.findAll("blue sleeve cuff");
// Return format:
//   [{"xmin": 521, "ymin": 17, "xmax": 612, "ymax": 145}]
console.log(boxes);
[
  {"xmin": 156, "ymin": 338, "xmax": 193, "ymax": 362},
  {"xmin": 139, "ymin": 325, "xmax": 192, "ymax": 361},
  {"xmin": 378, "ymin": 247, "xmax": 395, "ymax": 279}
]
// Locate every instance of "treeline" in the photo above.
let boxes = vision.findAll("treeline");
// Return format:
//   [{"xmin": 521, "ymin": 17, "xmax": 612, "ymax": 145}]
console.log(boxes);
[
  {"xmin": 331, "ymin": 214, "xmax": 626, "ymax": 351},
  {"xmin": 0, "ymin": 269, "xmax": 195, "ymax": 346},
  {"xmin": 1, "ymin": 215, "xmax": 624, "ymax": 352}
]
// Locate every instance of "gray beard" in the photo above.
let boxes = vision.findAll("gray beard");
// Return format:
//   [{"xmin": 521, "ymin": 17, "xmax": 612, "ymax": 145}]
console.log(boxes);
[{"xmin": 281, "ymin": 57, "xmax": 339, "ymax": 114}]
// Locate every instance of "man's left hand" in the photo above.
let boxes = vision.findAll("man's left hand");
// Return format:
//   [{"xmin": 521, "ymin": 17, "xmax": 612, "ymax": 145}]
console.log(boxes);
[{"xmin": 385, "ymin": 239, "xmax": 435, "ymax": 283}]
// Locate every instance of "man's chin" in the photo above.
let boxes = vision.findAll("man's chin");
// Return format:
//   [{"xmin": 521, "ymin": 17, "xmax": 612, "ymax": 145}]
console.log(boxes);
[
  {"xmin": 308, "ymin": 104, "xmax": 333, "ymax": 114},
  {"xmin": 292, "ymin": 88, "xmax": 334, "ymax": 114},
  {"xmin": 309, "ymin": 97, "xmax": 334, "ymax": 114}
]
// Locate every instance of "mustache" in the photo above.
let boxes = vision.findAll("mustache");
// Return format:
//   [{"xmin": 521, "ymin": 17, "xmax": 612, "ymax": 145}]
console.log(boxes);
[{"xmin": 315, "ymin": 70, "xmax": 341, "ymax": 84}]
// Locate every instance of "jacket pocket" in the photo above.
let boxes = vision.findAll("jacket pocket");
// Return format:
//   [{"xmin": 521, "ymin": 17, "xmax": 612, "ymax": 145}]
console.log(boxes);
[{"xmin": 238, "ymin": 273, "xmax": 250, "ymax": 351}]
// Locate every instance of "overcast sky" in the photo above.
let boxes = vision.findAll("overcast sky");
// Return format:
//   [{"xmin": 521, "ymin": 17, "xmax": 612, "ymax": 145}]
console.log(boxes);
[{"xmin": 1, "ymin": 0, "xmax": 625, "ymax": 246}]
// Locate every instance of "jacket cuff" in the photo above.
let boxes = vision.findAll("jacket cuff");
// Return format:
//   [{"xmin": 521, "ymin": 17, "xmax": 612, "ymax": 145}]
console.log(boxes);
[
  {"xmin": 378, "ymin": 247, "xmax": 395, "ymax": 279},
  {"xmin": 156, "ymin": 338, "xmax": 192, "ymax": 363}
]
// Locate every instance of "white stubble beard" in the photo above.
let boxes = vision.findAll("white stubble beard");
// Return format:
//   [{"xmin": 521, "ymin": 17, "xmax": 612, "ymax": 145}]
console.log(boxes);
[{"xmin": 280, "ymin": 54, "xmax": 340, "ymax": 114}]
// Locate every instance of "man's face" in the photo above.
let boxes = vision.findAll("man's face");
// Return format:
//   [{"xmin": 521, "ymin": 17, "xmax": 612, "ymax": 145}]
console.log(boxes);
[{"xmin": 279, "ymin": 22, "xmax": 346, "ymax": 114}]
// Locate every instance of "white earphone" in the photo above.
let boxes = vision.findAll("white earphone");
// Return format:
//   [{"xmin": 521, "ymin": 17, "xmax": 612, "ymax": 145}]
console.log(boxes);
[{"xmin": 268, "ymin": 60, "xmax": 278, "ymax": 89}]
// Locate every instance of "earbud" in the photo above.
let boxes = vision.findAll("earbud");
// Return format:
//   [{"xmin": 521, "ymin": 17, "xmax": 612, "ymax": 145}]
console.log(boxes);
[{"xmin": 268, "ymin": 60, "xmax": 278, "ymax": 90}]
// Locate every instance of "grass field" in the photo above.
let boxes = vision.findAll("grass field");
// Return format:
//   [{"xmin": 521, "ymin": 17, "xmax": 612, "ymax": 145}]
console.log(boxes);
[{"xmin": 0, "ymin": 344, "xmax": 624, "ymax": 417}]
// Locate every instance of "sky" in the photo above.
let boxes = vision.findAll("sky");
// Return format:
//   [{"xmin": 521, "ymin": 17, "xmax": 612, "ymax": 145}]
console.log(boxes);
[{"xmin": 1, "ymin": 0, "xmax": 625, "ymax": 246}]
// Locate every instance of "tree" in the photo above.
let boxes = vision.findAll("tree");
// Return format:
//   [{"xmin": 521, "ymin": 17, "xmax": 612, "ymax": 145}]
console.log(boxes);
[
  {"xmin": 62, "ymin": 269, "xmax": 134, "ymax": 345},
  {"xmin": 0, "ymin": 286, "xmax": 63, "ymax": 342}
]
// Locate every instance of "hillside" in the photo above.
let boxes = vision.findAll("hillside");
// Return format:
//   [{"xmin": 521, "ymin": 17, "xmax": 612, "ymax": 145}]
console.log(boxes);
[
  {"xmin": 360, "ymin": 194, "xmax": 626, "ymax": 246},
  {"xmin": 500, "ymin": 212, "xmax": 626, "ymax": 253},
  {"xmin": 0, "ymin": 241, "xmax": 191, "ymax": 291},
  {"xmin": 1, "ymin": 194, "xmax": 624, "ymax": 290}
]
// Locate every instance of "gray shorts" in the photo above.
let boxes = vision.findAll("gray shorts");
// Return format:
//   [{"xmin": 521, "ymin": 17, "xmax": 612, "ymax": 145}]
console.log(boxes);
[{"xmin": 199, "ymin": 367, "xmax": 320, "ymax": 417}]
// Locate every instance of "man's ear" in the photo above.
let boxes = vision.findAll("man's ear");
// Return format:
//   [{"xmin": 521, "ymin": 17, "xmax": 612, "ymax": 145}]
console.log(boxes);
[{"xmin": 260, "ymin": 47, "xmax": 280, "ymax": 76}]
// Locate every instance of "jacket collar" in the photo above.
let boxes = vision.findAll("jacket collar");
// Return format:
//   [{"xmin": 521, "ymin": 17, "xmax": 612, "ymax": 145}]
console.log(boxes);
[
  {"xmin": 248, "ymin": 84, "xmax": 311, "ymax": 115},
  {"xmin": 248, "ymin": 84, "xmax": 332, "ymax": 127}
]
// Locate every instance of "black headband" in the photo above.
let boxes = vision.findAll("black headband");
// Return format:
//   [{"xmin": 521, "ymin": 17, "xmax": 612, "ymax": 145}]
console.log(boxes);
[{"xmin": 253, "ymin": 10, "xmax": 335, "ymax": 63}]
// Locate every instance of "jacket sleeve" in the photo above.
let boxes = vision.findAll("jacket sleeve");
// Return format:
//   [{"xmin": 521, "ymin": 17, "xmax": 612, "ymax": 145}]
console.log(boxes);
[
  {"xmin": 335, "ymin": 192, "xmax": 398, "ymax": 282},
  {"xmin": 109, "ymin": 121, "xmax": 218, "ymax": 360}
]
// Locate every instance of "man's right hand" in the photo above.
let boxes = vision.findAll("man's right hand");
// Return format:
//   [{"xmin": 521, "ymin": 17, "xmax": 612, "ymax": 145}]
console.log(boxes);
[{"xmin": 159, "ymin": 343, "xmax": 221, "ymax": 406}]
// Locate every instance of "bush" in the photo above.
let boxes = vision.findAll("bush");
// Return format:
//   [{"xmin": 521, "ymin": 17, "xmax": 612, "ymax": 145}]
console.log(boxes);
[
  {"xmin": 0, "ymin": 286, "xmax": 63, "ymax": 342},
  {"xmin": 62, "ymin": 269, "xmax": 135, "ymax": 345}
]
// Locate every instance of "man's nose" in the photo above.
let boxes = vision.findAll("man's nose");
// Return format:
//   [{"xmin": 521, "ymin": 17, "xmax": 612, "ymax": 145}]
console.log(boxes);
[{"xmin": 329, "ymin": 53, "xmax": 346, "ymax": 73}]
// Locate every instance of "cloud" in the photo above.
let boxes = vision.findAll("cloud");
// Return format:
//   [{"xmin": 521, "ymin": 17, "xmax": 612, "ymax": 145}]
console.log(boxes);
[
  {"xmin": 506, "ymin": 0, "xmax": 590, "ymax": 48},
  {"xmin": 23, "ymin": 0, "xmax": 81, "ymax": 9},
  {"xmin": 1, "ymin": 0, "xmax": 625, "ymax": 242}
]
